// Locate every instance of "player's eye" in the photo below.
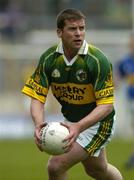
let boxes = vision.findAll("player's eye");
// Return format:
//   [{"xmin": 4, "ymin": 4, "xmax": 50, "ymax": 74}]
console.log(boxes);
[
  {"xmin": 79, "ymin": 26, "xmax": 85, "ymax": 31},
  {"xmin": 70, "ymin": 27, "xmax": 76, "ymax": 31}
]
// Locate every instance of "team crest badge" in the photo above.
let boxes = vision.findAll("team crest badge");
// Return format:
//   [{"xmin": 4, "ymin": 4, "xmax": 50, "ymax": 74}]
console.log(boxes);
[
  {"xmin": 76, "ymin": 69, "xmax": 87, "ymax": 81},
  {"xmin": 51, "ymin": 69, "xmax": 60, "ymax": 78}
]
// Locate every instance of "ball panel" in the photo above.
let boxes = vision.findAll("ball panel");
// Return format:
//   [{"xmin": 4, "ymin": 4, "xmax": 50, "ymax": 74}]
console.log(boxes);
[{"xmin": 40, "ymin": 122, "xmax": 69, "ymax": 155}]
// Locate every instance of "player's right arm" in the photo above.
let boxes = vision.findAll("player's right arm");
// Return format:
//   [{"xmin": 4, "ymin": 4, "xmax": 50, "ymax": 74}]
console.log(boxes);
[
  {"xmin": 22, "ymin": 52, "xmax": 50, "ymax": 151},
  {"xmin": 30, "ymin": 98, "xmax": 46, "ymax": 151}
]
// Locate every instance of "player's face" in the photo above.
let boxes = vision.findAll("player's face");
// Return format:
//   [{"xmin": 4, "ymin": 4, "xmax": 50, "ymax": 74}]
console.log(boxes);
[{"xmin": 57, "ymin": 19, "xmax": 85, "ymax": 54}]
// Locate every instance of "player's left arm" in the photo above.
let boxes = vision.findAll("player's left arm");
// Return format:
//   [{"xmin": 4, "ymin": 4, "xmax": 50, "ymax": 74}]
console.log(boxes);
[{"xmin": 77, "ymin": 55, "xmax": 114, "ymax": 132}]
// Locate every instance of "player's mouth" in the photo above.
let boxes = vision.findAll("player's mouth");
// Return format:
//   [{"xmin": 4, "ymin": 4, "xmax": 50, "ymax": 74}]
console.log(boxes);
[{"xmin": 73, "ymin": 39, "xmax": 82, "ymax": 45}]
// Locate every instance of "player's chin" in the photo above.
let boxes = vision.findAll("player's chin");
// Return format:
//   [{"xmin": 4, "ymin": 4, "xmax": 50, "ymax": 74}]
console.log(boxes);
[{"xmin": 73, "ymin": 42, "xmax": 83, "ymax": 49}]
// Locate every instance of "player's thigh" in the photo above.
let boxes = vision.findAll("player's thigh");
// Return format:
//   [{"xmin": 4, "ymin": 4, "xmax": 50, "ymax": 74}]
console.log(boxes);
[
  {"xmin": 81, "ymin": 148, "xmax": 108, "ymax": 175},
  {"xmin": 47, "ymin": 142, "xmax": 88, "ymax": 172}
]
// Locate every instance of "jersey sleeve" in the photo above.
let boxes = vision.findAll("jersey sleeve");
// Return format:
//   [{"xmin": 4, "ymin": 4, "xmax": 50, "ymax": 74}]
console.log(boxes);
[
  {"xmin": 22, "ymin": 55, "xmax": 49, "ymax": 103},
  {"xmin": 89, "ymin": 46, "xmax": 114, "ymax": 105}
]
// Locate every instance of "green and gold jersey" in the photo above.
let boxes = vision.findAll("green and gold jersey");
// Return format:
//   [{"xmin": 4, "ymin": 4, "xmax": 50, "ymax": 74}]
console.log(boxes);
[{"xmin": 22, "ymin": 41, "xmax": 115, "ymax": 122}]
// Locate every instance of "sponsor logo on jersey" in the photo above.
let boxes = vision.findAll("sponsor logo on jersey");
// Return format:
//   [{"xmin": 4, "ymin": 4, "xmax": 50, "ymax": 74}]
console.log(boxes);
[
  {"xmin": 95, "ymin": 87, "xmax": 113, "ymax": 99},
  {"xmin": 51, "ymin": 69, "xmax": 60, "ymax": 78},
  {"xmin": 26, "ymin": 78, "xmax": 48, "ymax": 95},
  {"xmin": 51, "ymin": 82, "xmax": 95, "ymax": 104},
  {"xmin": 76, "ymin": 69, "xmax": 87, "ymax": 81}
]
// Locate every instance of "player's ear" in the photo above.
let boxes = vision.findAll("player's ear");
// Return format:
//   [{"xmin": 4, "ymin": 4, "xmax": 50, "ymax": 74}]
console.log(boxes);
[{"xmin": 57, "ymin": 28, "xmax": 62, "ymax": 38}]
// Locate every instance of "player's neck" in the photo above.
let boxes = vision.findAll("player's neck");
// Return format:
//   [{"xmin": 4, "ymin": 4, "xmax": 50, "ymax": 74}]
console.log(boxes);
[{"xmin": 63, "ymin": 48, "xmax": 78, "ymax": 62}]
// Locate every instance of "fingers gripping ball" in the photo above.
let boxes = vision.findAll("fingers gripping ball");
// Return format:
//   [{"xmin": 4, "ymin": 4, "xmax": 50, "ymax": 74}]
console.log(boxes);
[{"xmin": 40, "ymin": 122, "xmax": 69, "ymax": 155}]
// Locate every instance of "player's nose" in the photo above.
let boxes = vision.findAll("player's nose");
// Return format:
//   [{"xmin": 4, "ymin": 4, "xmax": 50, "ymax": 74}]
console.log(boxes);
[{"xmin": 75, "ymin": 28, "xmax": 81, "ymax": 36}]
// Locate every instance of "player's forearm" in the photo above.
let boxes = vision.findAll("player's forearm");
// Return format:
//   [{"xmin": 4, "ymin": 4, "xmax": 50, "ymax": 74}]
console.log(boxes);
[
  {"xmin": 30, "ymin": 98, "xmax": 45, "ymax": 127},
  {"xmin": 77, "ymin": 104, "xmax": 114, "ymax": 132}
]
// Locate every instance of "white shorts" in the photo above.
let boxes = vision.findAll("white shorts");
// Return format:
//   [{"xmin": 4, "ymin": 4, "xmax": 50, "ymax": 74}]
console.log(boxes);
[{"xmin": 65, "ymin": 118, "xmax": 115, "ymax": 157}]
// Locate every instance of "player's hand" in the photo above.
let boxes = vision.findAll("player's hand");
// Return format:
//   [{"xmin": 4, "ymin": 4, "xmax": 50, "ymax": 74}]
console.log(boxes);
[
  {"xmin": 34, "ymin": 122, "xmax": 47, "ymax": 151},
  {"xmin": 61, "ymin": 122, "xmax": 81, "ymax": 153}
]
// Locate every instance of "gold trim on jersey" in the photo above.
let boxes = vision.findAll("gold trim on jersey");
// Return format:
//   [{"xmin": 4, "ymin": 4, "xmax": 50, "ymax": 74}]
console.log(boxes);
[
  {"xmin": 51, "ymin": 82, "xmax": 95, "ymax": 105},
  {"xmin": 22, "ymin": 86, "xmax": 46, "ymax": 103},
  {"xmin": 22, "ymin": 78, "xmax": 48, "ymax": 103},
  {"xmin": 25, "ymin": 78, "xmax": 48, "ymax": 95},
  {"xmin": 95, "ymin": 87, "xmax": 114, "ymax": 105},
  {"xmin": 95, "ymin": 87, "xmax": 114, "ymax": 99},
  {"xmin": 96, "ymin": 97, "xmax": 114, "ymax": 105}
]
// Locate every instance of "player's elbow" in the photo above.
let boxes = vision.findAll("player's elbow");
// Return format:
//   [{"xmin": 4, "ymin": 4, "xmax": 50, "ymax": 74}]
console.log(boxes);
[
  {"xmin": 97, "ymin": 103, "xmax": 114, "ymax": 115},
  {"xmin": 30, "ymin": 98, "xmax": 44, "ymax": 119},
  {"xmin": 104, "ymin": 103, "xmax": 114, "ymax": 114}
]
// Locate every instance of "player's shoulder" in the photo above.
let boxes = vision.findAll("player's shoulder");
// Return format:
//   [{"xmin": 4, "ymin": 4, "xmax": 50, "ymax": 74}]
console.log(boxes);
[
  {"xmin": 88, "ymin": 44, "xmax": 107, "ymax": 60},
  {"xmin": 40, "ymin": 44, "xmax": 58, "ymax": 61},
  {"xmin": 87, "ymin": 44, "xmax": 109, "ymax": 63}
]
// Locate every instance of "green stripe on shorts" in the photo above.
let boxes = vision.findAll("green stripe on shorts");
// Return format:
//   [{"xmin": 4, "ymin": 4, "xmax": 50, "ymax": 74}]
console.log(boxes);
[{"xmin": 85, "ymin": 118, "xmax": 114, "ymax": 155}]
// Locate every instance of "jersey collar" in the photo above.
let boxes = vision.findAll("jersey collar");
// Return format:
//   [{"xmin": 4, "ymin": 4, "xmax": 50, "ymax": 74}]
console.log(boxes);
[
  {"xmin": 56, "ymin": 40, "xmax": 88, "ymax": 66},
  {"xmin": 56, "ymin": 40, "xmax": 89, "ymax": 55}
]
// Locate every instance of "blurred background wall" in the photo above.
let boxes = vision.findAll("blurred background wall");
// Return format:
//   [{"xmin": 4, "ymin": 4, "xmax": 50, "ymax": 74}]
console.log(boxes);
[{"xmin": 0, "ymin": 0, "xmax": 134, "ymax": 138}]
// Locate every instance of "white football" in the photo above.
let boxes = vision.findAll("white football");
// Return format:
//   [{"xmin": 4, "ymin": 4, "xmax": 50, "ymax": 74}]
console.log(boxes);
[{"xmin": 40, "ymin": 122, "xmax": 69, "ymax": 155}]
